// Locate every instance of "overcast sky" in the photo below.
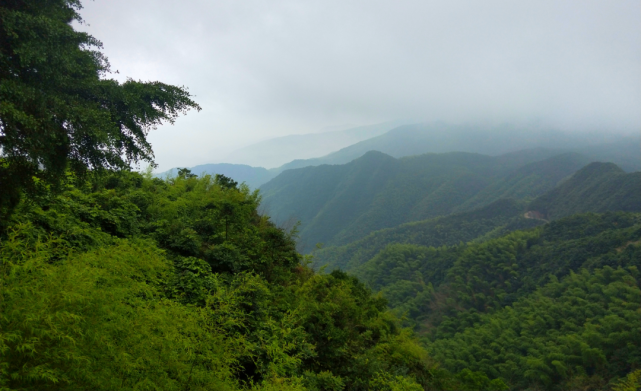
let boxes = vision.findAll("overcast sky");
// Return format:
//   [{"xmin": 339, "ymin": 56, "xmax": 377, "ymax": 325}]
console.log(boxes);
[{"xmin": 75, "ymin": 0, "xmax": 641, "ymax": 171}]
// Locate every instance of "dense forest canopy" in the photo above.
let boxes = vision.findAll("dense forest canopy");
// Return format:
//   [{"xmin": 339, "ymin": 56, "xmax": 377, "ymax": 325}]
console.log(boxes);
[
  {"xmin": 528, "ymin": 162, "xmax": 641, "ymax": 220},
  {"xmin": 260, "ymin": 149, "xmax": 639, "ymax": 252},
  {"xmin": 1, "ymin": 1, "xmax": 640, "ymax": 391},
  {"xmin": 1, "ymin": 171, "xmax": 448, "ymax": 390},
  {"xmin": 0, "ymin": 0, "xmax": 199, "ymax": 222}
]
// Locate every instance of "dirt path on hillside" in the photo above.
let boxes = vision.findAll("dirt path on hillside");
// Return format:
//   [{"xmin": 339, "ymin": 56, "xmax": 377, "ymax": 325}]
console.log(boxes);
[{"xmin": 524, "ymin": 211, "xmax": 548, "ymax": 222}]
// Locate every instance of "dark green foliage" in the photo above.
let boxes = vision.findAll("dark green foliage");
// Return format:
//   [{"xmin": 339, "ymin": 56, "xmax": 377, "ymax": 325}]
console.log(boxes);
[
  {"xmin": 295, "ymin": 270, "xmax": 435, "ymax": 390},
  {"xmin": 9, "ymin": 170, "xmax": 301, "ymax": 281},
  {"xmin": 529, "ymin": 162, "xmax": 641, "ymax": 220},
  {"xmin": 429, "ymin": 266, "xmax": 641, "ymax": 391},
  {"xmin": 0, "ymin": 0, "xmax": 199, "ymax": 220},
  {"xmin": 312, "ymin": 198, "xmax": 542, "ymax": 272},
  {"xmin": 261, "ymin": 150, "xmax": 585, "ymax": 250},
  {"xmin": 177, "ymin": 167, "xmax": 198, "ymax": 178},
  {"xmin": 458, "ymin": 153, "xmax": 591, "ymax": 211},
  {"xmin": 342, "ymin": 211, "xmax": 641, "ymax": 389},
  {"xmin": 216, "ymin": 174, "xmax": 240, "ymax": 190},
  {"xmin": 354, "ymin": 212, "xmax": 639, "ymax": 330},
  {"xmin": 1, "ymin": 171, "xmax": 440, "ymax": 390}
]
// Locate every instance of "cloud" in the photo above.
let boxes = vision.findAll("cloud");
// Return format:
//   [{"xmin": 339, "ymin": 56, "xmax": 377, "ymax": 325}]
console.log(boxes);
[{"xmin": 76, "ymin": 0, "xmax": 641, "ymax": 170}]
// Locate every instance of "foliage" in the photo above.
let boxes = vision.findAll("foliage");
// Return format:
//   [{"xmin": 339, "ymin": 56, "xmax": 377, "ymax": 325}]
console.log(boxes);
[
  {"xmin": 312, "ymin": 198, "xmax": 543, "ymax": 272},
  {"xmin": 428, "ymin": 266, "xmax": 641, "ymax": 391},
  {"xmin": 0, "ymin": 230, "xmax": 240, "ymax": 390},
  {"xmin": 261, "ymin": 150, "xmax": 598, "ymax": 250},
  {"xmin": 612, "ymin": 370, "xmax": 641, "ymax": 391},
  {"xmin": 1, "ymin": 4, "xmax": 638, "ymax": 388},
  {"xmin": 0, "ymin": 0, "xmax": 200, "ymax": 221},
  {"xmin": 0, "ymin": 171, "xmax": 437, "ymax": 390},
  {"xmin": 528, "ymin": 162, "xmax": 641, "ymax": 220},
  {"xmin": 342, "ymin": 211, "xmax": 640, "ymax": 389}
]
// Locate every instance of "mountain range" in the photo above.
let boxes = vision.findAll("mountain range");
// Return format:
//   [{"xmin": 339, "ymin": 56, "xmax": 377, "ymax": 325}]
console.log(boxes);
[
  {"xmin": 276, "ymin": 123, "xmax": 641, "ymax": 173},
  {"xmin": 156, "ymin": 124, "xmax": 641, "ymax": 190},
  {"xmin": 260, "ymin": 149, "xmax": 604, "ymax": 250},
  {"xmin": 311, "ymin": 160, "xmax": 641, "ymax": 272}
]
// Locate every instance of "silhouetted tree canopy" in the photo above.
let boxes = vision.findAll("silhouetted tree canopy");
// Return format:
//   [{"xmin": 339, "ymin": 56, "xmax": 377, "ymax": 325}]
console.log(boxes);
[{"xmin": 0, "ymin": 0, "xmax": 200, "ymax": 220}]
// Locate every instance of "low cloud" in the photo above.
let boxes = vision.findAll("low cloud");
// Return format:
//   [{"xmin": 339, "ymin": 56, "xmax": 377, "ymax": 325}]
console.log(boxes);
[{"xmin": 76, "ymin": 0, "xmax": 641, "ymax": 170}]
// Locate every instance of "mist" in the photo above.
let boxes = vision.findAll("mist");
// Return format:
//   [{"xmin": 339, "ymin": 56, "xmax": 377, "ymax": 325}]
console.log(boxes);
[{"xmin": 74, "ymin": 0, "xmax": 641, "ymax": 171}]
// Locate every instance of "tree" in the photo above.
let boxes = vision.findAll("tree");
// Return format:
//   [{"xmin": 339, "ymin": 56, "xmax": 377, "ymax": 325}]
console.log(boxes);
[
  {"xmin": 0, "ymin": 0, "xmax": 200, "ymax": 221},
  {"xmin": 215, "ymin": 174, "xmax": 238, "ymax": 190},
  {"xmin": 177, "ymin": 168, "xmax": 197, "ymax": 179}
]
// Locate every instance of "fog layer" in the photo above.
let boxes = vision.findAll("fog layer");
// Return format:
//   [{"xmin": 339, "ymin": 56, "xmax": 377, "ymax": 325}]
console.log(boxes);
[{"xmin": 75, "ymin": 0, "xmax": 641, "ymax": 170}]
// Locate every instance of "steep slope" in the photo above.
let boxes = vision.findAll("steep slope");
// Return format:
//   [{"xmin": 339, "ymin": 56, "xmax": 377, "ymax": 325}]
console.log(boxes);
[
  {"xmin": 261, "ymin": 151, "xmax": 401, "ymax": 248},
  {"xmin": 528, "ymin": 162, "xmax": 641, "ymax": 219},
  {"xmin": 312, "ymin": 157, "xmax": 636, "ymax": 275},
  {"xmin": 223, "ymin": 121, "xmax": 403, "ymax": 168},
  {"xmin": 312, "ymin": 198, "xmax": 543, "ymax": 272},
  {"xmin": 457, "ymin": 153, "xmax": 591, "ymax": 211},
  {"xmin": 351, "ymin": 212, "xmax": 641, "ymax": 390},
  {"xmin": 261, "ymin": 150, "xmax": 592, "ymax": 250}
]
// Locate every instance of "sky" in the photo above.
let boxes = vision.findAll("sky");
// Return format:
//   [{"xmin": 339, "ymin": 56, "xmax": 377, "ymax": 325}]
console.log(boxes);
[{"xmin": 74, "ymin": 0, "xmax": 641, "ymax": 171}]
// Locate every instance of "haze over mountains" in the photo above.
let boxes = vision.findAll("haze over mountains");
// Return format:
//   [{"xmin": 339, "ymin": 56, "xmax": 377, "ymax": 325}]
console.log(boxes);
[
  {"xmin": 8, "ymin": 1, "xmax": 641, "ymax": 389},
  {"xmin": 311, "ymin": 161, "xmax": 641, "ymax": 272},
  {"xmin": 148, "ymin": 121, "xmax": 641, "ymax": 390},
  {"xmin": 156, "ymin": 122, "xmax": 641, "ymax": 190},
  {"xmin": 220, "ymin": 121, "xmax": 405, "ymax": 168},
  {"xmin": 260, "ymin": 149, "xmax": 631, "ymax": 250},
  {"xmin": 277, "ymin": 123, "xmax": 641, "ymax": 173}
]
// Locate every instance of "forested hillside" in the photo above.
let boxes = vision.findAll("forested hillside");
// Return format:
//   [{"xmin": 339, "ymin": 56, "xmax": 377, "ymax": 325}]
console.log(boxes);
[
  {"xmin": 261, "ymin": 149, "xmax": 596, "ymax": 250},
  {"xmin": 456, "ymin": 153, "xmax": 590, "ymax": 211},
  {"xmin": 1, "ymin": 171, "xmax": 448, "ymax": 390},
  {"xmin": 2, "ymin": 1, "xmax": 640, "ymax": 390},
  {"xmin": 312, "ymin": 158, "xmax": 640, "ymax": 273},
  {"xmin": 347, "ymin": 212, "xmax": 641, "ymax": 390},
  {"xmin": 528, "ymin": 162, "xmax": 641, "ymax": 220},
  {"xmin": 0, "ymin": 2, "xmax": 465, "ymax": 389},
  {"xmin": 312, "ymin": 199, "xmax": 543, "ymax": 272}
]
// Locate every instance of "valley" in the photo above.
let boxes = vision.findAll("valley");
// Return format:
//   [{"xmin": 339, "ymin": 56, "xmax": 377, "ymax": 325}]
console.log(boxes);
[{"xmin": 2, "ymin": 2, "xmax": 639, "ymax": 389}]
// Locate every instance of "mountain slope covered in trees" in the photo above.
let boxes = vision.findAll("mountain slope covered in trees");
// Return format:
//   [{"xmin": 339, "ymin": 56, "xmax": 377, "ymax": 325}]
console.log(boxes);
[
  {"xmin": 312, "ymin": 198, "xmax": 543, "ymax": 272},
  {"xmin": 349, "ymin": 212, "xmax": 641, "ymax": 390},
  {"xmin": 260, "ymin": 150, "xmax": 597, "ymax": 250},
  {"xmin": 4, "ymin": 1, "xmax": 639, "ymax": 390},
  {"xmin": 312, "ymin": 157, "xmax": 640, "ymax": 274},
  {"xmin": 1, "ymin": 171, "xmax": 450, "ymax": 391},
  {"xmin": 528, "ymin": 162, "xmax": 641, "ymax": 220}
]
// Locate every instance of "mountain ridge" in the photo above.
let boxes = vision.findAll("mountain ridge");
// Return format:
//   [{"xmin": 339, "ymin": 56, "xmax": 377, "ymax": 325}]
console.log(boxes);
[
  {"xmin": 260, "ymin": 149, "xmax": 594, "ymax": 250},
  {"xmin": 221, "ymin": 121, "xmax": 404, "ymax": 168}
]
